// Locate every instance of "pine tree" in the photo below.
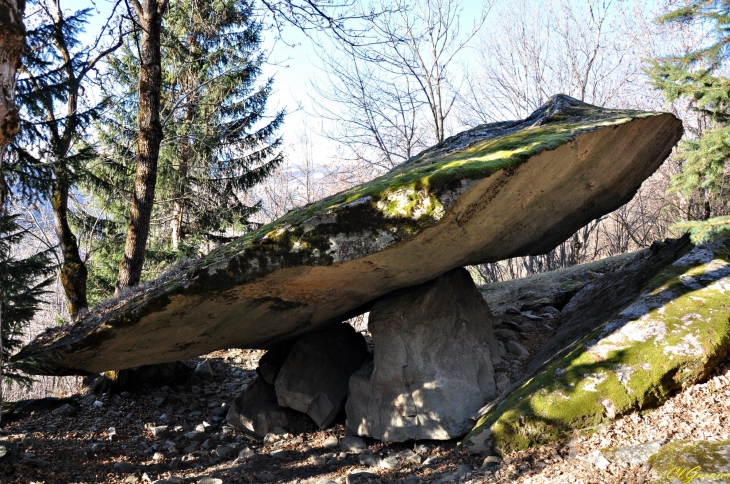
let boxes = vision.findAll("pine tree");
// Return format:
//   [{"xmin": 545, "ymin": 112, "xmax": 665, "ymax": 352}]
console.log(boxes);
[
  {"xmin": 0, "ymin": 213, "xmax": 54, "ymax": 385},
  {"xmin": 6, "ymin": 1, "xmax": 122, "ymax": 318},
  {"xmin": 648, "ymin": 0, "xmax": 730, "ymax": 243},
  {"xmin": 88, "ymin": 0, "xmax": 283, "ymax": 300}
]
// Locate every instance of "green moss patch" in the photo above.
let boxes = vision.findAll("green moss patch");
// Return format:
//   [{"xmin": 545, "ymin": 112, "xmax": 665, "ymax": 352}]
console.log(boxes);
[
  {"xmin": 650, "ymin": 440, "xmax": 730, "ymax": 483},
  {"xmin": 463, "ymin": 246, "xmax": 730, "ymax": 455}
]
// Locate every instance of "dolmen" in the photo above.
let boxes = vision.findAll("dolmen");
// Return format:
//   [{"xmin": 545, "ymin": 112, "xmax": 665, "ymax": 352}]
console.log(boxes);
[{"xmin": 12, "ymin": 94, "xmax": 684, "ymax": 443}]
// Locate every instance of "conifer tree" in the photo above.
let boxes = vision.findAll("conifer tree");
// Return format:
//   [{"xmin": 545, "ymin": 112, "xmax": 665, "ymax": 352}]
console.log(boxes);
[
  {"xmin": 89, "ymin": 0, "xmax": 283, "ymax": 300},
  {"xmin": 648, "ymin": 0, "xmax": 730, "ymax": 242},
  {"xmin": 6, "ymin": 0, "xmax": 122, "ymax": 318},
  {"xmin": 0, "ymin": 214, "xmax": 54, "ymax": 385}
]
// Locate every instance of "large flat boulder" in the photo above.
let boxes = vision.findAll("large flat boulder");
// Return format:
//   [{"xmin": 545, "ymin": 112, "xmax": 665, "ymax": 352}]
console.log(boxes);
[
  {"xmin": 462, "ymin": 244, "xmax": 730, "ymax": 455},
  {"xmin": 346, "ymin": 268, "xmax": 497, "ymax": 441},
  {"xmin": 11, "ymin": 95, "xmax": 683, "ymax": 375}
]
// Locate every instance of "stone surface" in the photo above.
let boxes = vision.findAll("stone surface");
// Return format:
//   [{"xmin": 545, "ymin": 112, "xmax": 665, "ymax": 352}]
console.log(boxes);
[
  {"xmin": 603, "ymin": 439, "xmax": 668, "ymax": 464},
  {"xmin": 527, "ymin": 236, "xmax": 692, "ymax": 373},
  {"xmin": 340, "ymin": 436, "xmax": 367, "ymax": 453},
  {"xmin": 346, "ymin": 268, "xmax": 497, "ymax": 441},
  {"xmin": 226, "ymin": 380, "xmax": 294, "ymax": 439},
  {"xmin": 275, "ymin": 324, "xmax": 368, "ymax": 428},
  {"xmin": 463, "ymin": 244, "xmax": 730, "ymax": 454},
  {"xmin": 194, "ymin": 360, "xmax": 215, "ymax": 380},
  {"xmin": 13, "ymin": 95, "xmax": 683, "ymax": 376},
  {"xmin": 649, "ymin": 440, "xmax": 730, "ymax": 482},
  {"xmin": 257, "ymin": 340, "xmax": 297, "ymax": 384}
]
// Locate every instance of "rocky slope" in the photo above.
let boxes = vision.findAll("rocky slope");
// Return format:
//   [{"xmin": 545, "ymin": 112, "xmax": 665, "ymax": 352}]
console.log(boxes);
[{"xmin": 2, "ymin": 322, "xmax": 730, "ymax": 484}]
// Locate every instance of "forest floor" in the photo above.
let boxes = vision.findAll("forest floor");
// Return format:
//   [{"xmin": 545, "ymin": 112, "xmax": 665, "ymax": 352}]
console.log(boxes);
[{"xmin": 1, "ymin": 331, "xmax": 729, "ymax": 483}]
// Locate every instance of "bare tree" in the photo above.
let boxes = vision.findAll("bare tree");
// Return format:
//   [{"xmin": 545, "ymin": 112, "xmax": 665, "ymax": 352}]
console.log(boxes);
[
  {"xmin": 313, "ymin": 0, "xmax": 491, "ymax": 169},
  {"xmin": 458, "ymin": 0, "xmax": 644, "ymax": 124}
]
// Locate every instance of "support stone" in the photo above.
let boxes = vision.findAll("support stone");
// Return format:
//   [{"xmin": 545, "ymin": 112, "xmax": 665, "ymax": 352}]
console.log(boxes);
[{"xmin": 345, "ymin": 268, "xmax": 496, "ymax": 441}]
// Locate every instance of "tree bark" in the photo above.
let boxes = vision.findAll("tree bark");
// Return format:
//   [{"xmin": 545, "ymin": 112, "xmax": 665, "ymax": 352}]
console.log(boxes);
[
  {"xmin": 116, "ymin": 0, "xmax": 168, "ymax": 293},
  {"xmin": 51, "ymin": 160, "xmax": 88, "ymax": 318},
  {"xmin": 0, "ymin": 0, "xmax": 25, "ymax": 424},
  {"xmin": 0, "ymin": 0, "xmax": 26, "ymax": 207}
]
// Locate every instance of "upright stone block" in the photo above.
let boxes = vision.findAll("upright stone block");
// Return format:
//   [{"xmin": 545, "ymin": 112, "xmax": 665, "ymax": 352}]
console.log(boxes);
[{"xmin": 346, "ymin": 268, "xmax": 496, "ymax": 441}]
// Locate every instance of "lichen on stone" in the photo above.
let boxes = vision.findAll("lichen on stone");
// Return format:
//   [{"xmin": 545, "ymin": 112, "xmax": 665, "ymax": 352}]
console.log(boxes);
[{"xmin": 463, "ymin": 244, "xmax": 730, "ymax": 455}]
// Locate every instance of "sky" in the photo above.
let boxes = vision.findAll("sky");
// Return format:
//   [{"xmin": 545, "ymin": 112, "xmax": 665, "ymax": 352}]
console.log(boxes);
[{"xmin": 73, "ymin": 0, "xmax": 491, "ymax": 166}]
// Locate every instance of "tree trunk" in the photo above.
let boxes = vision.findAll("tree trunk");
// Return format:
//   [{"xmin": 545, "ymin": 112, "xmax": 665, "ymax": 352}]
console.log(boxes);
[
  {"xmin": 116, "ymin": 0, "xmax": 168, "ymax": 293},
  {"xmin": 0, "ymin": 0, "xmax": 26, "ymax": 207},
  {"xmin": 0, "ymin": 0, "xmax": 25, "ymax": 424},
  {"xmin": 51, "ymin": 161, "xmax": 88, "ymax": 318}
]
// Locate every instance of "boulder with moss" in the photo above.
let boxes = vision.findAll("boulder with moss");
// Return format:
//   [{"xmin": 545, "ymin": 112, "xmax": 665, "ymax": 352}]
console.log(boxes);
[
  {"xmin": 649, "ymin": 440, "xmax": 730, "ymax": 483},
  {"xmin": 462, "ymin": 244, "xmax": 730, "ymax": 455},
  {"xmin": 11, "ymin": 94, "xmax": 682, "ymax": 376}
]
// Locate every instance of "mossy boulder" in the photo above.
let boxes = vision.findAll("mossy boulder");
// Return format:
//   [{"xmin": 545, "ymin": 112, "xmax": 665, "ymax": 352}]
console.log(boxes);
[
  {"xmin": 649, "ymin": 440, "xmax": 730, "ymax": 483},
  {"xmin": 11, "ymin": 94, "xmax": 682, "ymax": 376},
  {"xmin": 462, "ymin": 245, "xmax": 730, "ymax": 455}
]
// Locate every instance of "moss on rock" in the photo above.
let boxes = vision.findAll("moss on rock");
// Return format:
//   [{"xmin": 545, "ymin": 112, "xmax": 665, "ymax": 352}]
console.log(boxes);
[
  {"xmin": 463, "ymin": 245, "xmax": 730, "ymax": 455},
  {"xmin": 649, "ymin": 440, "xmax": 730, "ymax": 483}
]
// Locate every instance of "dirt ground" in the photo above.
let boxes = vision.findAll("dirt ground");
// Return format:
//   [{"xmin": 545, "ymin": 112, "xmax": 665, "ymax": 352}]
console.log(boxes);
[{"xmin": 1, "ymin": 310, "xmax": 729, "ymax": 483}]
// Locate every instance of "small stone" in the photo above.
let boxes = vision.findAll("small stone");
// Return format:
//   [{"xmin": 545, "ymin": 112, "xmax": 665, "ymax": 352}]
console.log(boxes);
[
  {"xmin": 113, "ymin": 461, "xmax": 135, "ymax": 473},
  {"xmin": 108, "ymin": 427, "xmax": 118, "ymax": 442},
  {"xmin": 121, "ymin": 391, "xmax": 131, "ymax": 398},
  {"xmin": 316, "ymin": 480, "xmax": 338, "ymax": 484},
  {"xmin": 543, "ymin": 306, "xmax": 560, "ymax": 315},
  {"xmin": 255, "ymin": 473, "xmax": 275, "ymax": 482},
  {"xmin": 237, "ymin": 447, "xmax": 255, "ymax": 460},
  {"xmin": 340, "ymin": 436, "xmax": 366, "ymax": 452},
  {"xmin": 169, "ymin": 458, "xmax": 182, "ymax": 470},
  {"xmin": 506, "ymin": 307, "xmax": 521, "ymax": 315},
  {"xmin": 584, "ymin": 449, "xmax": 611, "ymax": 469},
  {"xmin": 347, "ymin": 471, "xmax": 378, "ymax": 484},
  {"xmin": 168, "ymin": 478, "xmax": 183, "ymax": 484},
  {"xmin": 404, "ymin": 475, "xmax": 420, "ymax": 484},
  {"xmin": 311, "ymin": 455, "xmax": 327, "ymax": 465},
  {"xmin": 152, "ymin": 452, "xmax": 165, "ymax": 462},
  {"xmin": 152, "ymin": 396, "xmax": 166, "ymax": 407},
  {"xmin": 53, "ymin": 403, "xmax": 77, "ymax": 417},
  {"xmin": 379, "ymin": 455, "xmax": 399, "ymax": 469},
  {"xmin": 198, "ymin": 478, "xmax": 223, "ymax": 484},
  {"xmin": 269, "ymin": 449, "xmax": 289, "ymax": 460},
  {"xmin": 521, "ymin": 311, "xmax": 543, "ymax": 321},
  {"xmin": 482, "ymin": 455, "xmax": 502, "ymax": 468},
  {"xmin": 506, "ymin": 340, "xmax": 530, "ymax": 359},
  {"xmin": 184, "ymin": 431, "xmax": 208, "ymax": 442},
  {"xmin": 263, "ymin": 430, "xmax": 286, "ymax": 445},
  {"xmin": 495, "ymin": 328, "xmax": 519, "ymax": 341},
  {"xmin": 90, "ymin": 442, "xmax": 107, "ymax": 451},
  {"xmin": 358, "ymin": 452, "xmax": 380, "ymax": 467},
  {"xmin": 151, "ymin": 425, "xmax": 169, "ymax": 439},
  {"xmin": 414, "ymin": 443, "xmax": 429, "ymax": 454},
  {"xmin": 397, "ymin": 449, "xmax": 422, "ymax": 465},
  {"xmin": 423, "ymin": 456, "xmax": 444, "ymax": 467},
  {"xmin": 195, "ymin": 360, "xmax": 215, "ymax": 380},
  {"xmin": 322, "ymin": 435, "xmax": 339, "ymax": 449},
  {"xmin": 93, "ymin": 400, "xmax": 104, "ymax": 407},
  {"xmin": 215, "ymin": 445, "xmax": 234, "ymax": 460},
  {"xmin": 456, "ymin": 464, "xmax": 474, "ymax": 477}
]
